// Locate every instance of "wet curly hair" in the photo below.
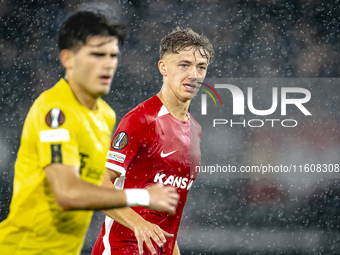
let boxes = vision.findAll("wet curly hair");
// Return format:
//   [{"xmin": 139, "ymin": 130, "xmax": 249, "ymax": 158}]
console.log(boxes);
[{"xmin": 159, "ymin": 27, "xmax": 214, "ymax": 62}]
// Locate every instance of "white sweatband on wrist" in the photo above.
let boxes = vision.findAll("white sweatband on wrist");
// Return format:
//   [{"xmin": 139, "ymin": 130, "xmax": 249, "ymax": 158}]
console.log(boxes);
[{"xmin": 124, "ymin": 189, "xmax": 150, "ymax": 207}]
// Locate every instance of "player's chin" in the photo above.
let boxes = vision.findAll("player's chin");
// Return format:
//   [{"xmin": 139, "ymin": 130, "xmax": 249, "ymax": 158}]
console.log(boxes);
[
  {"xmin": 183, "ymin": 90, "xmax": 198, "ymax": 101},
  {"xmin": 189, "ymin": 89, "xmax": 199, "ymax": 99},
  {"xmin": 96, "ymin": 86, "xmax": 111, "ymax": 97},
  {"xmin": 92, "ymin": 90, "xmax": 109, "ymax": 98},
  {"xmin": 180, "ymin": 95, "xmax": 193, "ymax": 103}
]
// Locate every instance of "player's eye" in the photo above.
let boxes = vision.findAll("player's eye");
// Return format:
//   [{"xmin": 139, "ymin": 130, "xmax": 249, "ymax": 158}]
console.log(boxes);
[
  {"xmin": 91, "ymin": 53, "xmax": 106, "ymax": 57},
  {"xmin": 110, "ymin": 53, "xmax": 118, "ymax": 58}
]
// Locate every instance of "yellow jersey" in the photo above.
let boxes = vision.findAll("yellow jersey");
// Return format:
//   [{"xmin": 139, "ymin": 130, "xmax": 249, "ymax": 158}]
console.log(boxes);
[{"xmin": 0, "ymin": 79, "xmax": 115, "ymax": 255}]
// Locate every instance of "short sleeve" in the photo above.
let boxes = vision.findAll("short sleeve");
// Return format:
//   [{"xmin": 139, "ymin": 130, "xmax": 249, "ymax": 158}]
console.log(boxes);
[
  {"xmin": 32, "ymin": 105, "xmax": 80, "ymax": 169},
  {"xmin": 105, "ymin": 111, "xmax": 148, "ymax": 175}
]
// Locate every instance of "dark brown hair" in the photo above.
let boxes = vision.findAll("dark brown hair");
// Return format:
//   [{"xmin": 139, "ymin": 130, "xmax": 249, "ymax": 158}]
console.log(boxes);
[
  {"xmin": 159, "ymin": 27, "xmax": 214, "ymax": 62},
  {"xmin": 58, "ymin": 9, "xmax": 125, "ymax": 52}
]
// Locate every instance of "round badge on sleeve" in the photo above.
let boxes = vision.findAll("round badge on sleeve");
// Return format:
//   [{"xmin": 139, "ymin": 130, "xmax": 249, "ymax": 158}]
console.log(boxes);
[
  {"xmin": 45, "ymin": 108, "xmax": 65, "ymax": 128},
  {"xmin": 112, "ymin": 131, "xmax": 129, "ymax": 150}
]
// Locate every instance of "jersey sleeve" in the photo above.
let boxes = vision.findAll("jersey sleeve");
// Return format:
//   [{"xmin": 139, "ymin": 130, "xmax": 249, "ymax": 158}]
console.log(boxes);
[
  {"xmin": 105, "ymin": 111, "xmax": 148, "ymax": 175},
  {"xmin": 29, "ymin": 104, "xmax": 80, "ymax": 169}
]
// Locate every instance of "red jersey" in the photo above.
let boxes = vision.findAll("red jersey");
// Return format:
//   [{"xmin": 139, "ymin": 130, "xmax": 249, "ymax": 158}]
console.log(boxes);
[{"xmin": 92, "ymin": 95, "xmax": 201, "ymax": 255}]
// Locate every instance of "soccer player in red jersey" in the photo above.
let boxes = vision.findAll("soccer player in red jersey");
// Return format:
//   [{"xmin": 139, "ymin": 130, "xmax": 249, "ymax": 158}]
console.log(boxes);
[{"xmin": 92, "ymin": 27, "xmax": 214, "ymax": 255}]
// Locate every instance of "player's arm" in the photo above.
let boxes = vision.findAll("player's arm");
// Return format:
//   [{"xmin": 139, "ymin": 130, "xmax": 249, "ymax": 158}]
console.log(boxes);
[
  {"xmin": 101, "ymin": 168, "xmax": 175, "ymax": 255},
  {"xmin": 45, "ymin": 164, "xmax": 179, "ymax": 212},
  {"xmin": 172, "ymin": 241, "xmax": 180, "ymax": 255}
]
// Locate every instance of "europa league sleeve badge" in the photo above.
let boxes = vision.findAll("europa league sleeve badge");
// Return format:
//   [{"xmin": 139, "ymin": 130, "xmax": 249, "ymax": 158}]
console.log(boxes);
[{"xmin": 45, "ymin": 108, "xmax": 65, "ymax": 128}]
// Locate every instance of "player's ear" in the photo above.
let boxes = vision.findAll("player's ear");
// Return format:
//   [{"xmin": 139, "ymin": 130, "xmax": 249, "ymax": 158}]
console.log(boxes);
[
  {"xmin": 60, "ymin": 49, "xmax": 74, "ymax": 69},
  {"xmin": 158, "ymin": 60, "xmax": 167, "ymax": 76}
]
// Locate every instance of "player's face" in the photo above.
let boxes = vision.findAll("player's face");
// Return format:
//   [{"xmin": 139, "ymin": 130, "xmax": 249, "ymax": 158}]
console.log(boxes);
[
  {"xmin": 71, "ymin": 36, "xmax": 119, "ymax": 98},
  {"xmin": 161, "ymin": 47, "xmax": 208, "ymax": 102}
]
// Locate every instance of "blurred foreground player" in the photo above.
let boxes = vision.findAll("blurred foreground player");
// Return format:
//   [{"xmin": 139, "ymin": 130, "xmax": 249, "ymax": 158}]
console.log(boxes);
[
  {"xmin": 92, "ymin": 27, "xmax": 214, "ymax": 255},
  {"xmin": 0, "ymin": 10, "xmax": 179, "ymax": 255}
]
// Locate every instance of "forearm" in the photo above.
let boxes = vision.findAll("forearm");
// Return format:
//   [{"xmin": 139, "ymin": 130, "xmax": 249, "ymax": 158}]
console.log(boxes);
[
  {"xmin": 172, "ymin": 241, "xmax": 180, "ymax": 255},
  {"xmin": 62, "ymin": 178, "xmax": 127, "ymax": 211},
  {"xmin": 101, "ymin": 172, "xmax": 176, "ymax": 255},
  {"xmin": 101, "ymin": 172, "xmax": 147, "ymax": 230},
  {"xmin": 45, "ymin": 164, "xmax": 127, "ymax": 211},
  {"xmin": 45, "ymin": 164, "xmax": 177, "ymax": 214},
  {"xmin": 102, "ymin": 206, "xmax": 146, "ymax": 230}
]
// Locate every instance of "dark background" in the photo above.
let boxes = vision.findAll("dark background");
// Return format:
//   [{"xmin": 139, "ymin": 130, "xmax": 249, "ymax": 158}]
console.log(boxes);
[{"xmin": 1, "ymin": 0, "xmax": 340, "ymax": 254}]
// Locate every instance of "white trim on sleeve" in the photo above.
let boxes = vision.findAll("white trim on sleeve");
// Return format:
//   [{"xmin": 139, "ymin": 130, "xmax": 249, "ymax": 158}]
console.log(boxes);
[{"xmin": 105, "ymin": 162, "xmax": 126, "ymax": 175}]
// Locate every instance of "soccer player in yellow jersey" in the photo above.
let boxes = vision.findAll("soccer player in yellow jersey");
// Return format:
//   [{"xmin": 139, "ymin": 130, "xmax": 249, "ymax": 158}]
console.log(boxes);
[{"xmin": 0, "ymin": 10, "xmax": 179, "ymax": 255}]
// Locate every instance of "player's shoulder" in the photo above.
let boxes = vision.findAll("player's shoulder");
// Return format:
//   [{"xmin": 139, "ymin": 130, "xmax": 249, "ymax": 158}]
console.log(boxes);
[
  {"xmin": 123, "ymin": 95, "xmax": 162, "ymax": 124},
  {"xmin": 33, "ymin": 79, "xmax": 76, "ymax": 110},
  {"xmin": 188, "ymin": 113, "xmax": 202, "ymax": 132},
  {"xmin": 97, "ymin": 98, "xmax": 116, "ymax": 128},
  {"xmin": 28, "ymin": 79, "xmax": 81, "ymax": 124},
  {"xmin": 97, "ymin": 98, "xmax": 115, "ymax": 119}
]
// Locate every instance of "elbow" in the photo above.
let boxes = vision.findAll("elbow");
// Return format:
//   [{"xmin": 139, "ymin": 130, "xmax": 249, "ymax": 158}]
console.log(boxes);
[
  {"xmin": 54, "ymin": 191, "xmax": 77, "ymax": 211},
  {"xmin": 57, "ymin": 201, "xmax": 73, "ymax": 211}
]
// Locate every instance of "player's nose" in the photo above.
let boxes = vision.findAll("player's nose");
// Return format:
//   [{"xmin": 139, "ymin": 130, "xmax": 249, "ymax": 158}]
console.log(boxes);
[
  {"xmin": 188, "ymin": 66, "xmax": 198, "ymax": 78},
  {"xmin": 104, "ymin": 55, "xmax": 117, "ymax": 70}
]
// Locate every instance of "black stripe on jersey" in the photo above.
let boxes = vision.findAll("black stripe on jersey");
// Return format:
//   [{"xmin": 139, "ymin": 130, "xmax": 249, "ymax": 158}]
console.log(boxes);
[{"xmin": 51, "ymin": 144, "xmax": 62, "ymax": 163}]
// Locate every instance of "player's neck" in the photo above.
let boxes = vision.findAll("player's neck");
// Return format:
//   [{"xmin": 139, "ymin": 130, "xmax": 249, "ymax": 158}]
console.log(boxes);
[
  {"xmin": 65, "ymin": 77, "xmax": 98, "ymax": 111},
  {"xmin": 157, "ymin": 87, "xmax": 190, "ymax": 121}
]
